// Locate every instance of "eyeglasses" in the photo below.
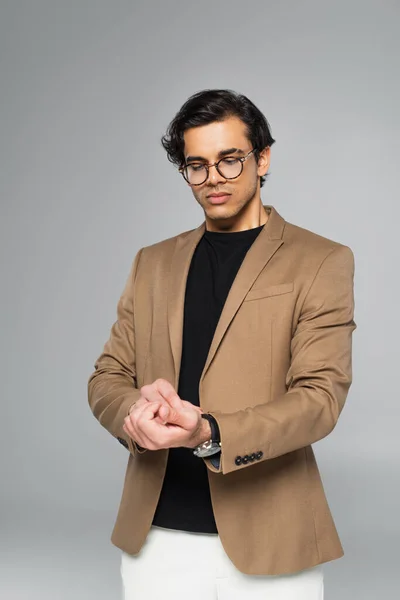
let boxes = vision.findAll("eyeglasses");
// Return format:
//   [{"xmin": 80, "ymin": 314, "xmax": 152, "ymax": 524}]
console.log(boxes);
[{"xmin": 179, "ymin": 149, "xmax": 256, "ymax": 186}]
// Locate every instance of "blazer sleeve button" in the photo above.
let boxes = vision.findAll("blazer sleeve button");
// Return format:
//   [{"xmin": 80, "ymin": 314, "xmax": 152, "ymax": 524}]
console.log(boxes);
[
  {"xmin": 242, "ymin": 455, "xmax": 249, "ymax": 464},
  {"xmin": 235, "ymin": 456, "xmax": 243, "ymax": 466},
  {"xmin": 249, "ymin": 453, "xmax": 256, "ymax": 461},
  {"xmin": 256, "ymin": 451, "xmax": 263, "ymax": 460}
]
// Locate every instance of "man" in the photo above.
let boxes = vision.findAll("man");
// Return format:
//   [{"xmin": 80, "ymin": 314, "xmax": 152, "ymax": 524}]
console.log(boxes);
[{"xmin": 88, "ymin": 89, "xmax": 356, "ymax": 599}]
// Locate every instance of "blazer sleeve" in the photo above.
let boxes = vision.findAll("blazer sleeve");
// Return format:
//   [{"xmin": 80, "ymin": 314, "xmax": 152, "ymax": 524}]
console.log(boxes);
[
  {"xmin": 87, "ymin": 248, "xmax": 146, "ymax": 456},
  {"xmin": 203, "ymin": 244, "xmax": 356, "ymax": 476}
]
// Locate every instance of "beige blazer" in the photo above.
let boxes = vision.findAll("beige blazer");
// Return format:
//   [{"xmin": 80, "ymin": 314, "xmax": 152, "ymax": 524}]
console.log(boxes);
[{"xmin": 88, "ymin": 204, "xmax": 356, "ymax": 576}]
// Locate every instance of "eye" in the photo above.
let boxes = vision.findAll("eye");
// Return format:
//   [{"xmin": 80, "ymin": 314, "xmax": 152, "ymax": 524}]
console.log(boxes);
[
  {"xmin": 220, "ymin": 158, "xmax": 239, "ymax": 166},
  {"xmin": 187, "ymin": 163, "xmax": 205, "ymax": 172}
]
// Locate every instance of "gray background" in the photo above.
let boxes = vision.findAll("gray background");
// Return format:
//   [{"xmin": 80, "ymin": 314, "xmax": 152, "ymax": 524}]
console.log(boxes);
[{"xmin": 1, "ymin": 1, "xmax": 398, "ymax": 598}]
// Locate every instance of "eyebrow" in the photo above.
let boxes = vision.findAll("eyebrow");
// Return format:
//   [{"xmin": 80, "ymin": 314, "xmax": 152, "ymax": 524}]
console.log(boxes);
[{"xmin": 185, "ymin": 147, "xmax": 245, "ymax": 163}]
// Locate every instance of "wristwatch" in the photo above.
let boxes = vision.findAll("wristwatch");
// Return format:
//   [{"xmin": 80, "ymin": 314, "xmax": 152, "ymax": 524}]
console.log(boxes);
[{"xmin": 192, "ymin": 413, "xmax": 222, "ymax": 458}]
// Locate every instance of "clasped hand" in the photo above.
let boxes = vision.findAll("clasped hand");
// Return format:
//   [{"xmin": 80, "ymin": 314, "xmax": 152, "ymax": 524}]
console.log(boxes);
[{"xmin": 122, "ymin": 378, "xmax": 209, "ymax": 451}]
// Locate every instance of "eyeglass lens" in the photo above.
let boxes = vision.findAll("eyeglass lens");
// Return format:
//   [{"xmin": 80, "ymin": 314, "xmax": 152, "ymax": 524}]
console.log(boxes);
[{"xmin": 183, "ymin": 158, "xmax": 243, "ymax": 185}]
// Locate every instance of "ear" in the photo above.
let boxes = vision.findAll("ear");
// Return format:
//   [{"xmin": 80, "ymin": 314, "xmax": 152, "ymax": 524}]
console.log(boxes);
[{"xmin": 257, "ymin": 146, "xmax": 271, "ymax": 177}]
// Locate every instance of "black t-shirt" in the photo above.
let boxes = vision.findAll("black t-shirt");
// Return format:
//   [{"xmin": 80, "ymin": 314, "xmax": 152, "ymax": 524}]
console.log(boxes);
[{"xmin": 152, "ymin": 223, "xmax": 265, "ymax": 533}]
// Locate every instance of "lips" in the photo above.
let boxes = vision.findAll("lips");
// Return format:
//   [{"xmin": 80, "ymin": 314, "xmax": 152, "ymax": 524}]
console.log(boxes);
[
  {"xmin": 207, "ymin": 193, "xmax": 231, "ymax": 205},
  {"xmin": 207, "ymin": 194, "xmax": 230, "ymax": 204},
  {"xmin": 207, "ymin": 193, "xmax": 230, "ymax": 198}
]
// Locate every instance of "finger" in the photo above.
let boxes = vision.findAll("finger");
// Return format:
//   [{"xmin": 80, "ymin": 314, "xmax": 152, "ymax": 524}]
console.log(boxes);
[
  {"xmin": 153, "ymin": 401, "xmax": 200, "ymax": 427},
  {"xmin": 123, "ymin": 419, "xmax": 144, "ymax": 446},
  {"xmin": 125, "ymin": 400, "xmax": 162, "ymax": 436},
  {"xmin": 125, "ymin": 402, "xmax": 163, "ymax": 449},
  {"xmin": 181, "ymin": 400, "xmax": 203, "ymax": 413},
  {"xmin": 131, "ymin": 404, "xmax": 202, "ymax": 451},
  {"xmin": 155, "ymin": 379, "xmax": 184, "ymax": 410},
  {"xmin": 139, "ymin": 401, "xmax": 166, "ymax": 421},
  {"xmin": 135, "ymin": 403, "xmax": 174, "ymax": 449},
  {"xmin": 124, "ymin": 413, "xmax": 141, "ymax": 440},
  {"xmin": 160, "ymin": 404, "xmax": 200, "ymax": 431},
  {"xmin": 127, "ymin": 397, "xmax": 162, "ymax": 424},
  {"xmin": 123, "ymin": 421, "xmax": 153, "ymax": 450},
  {"xmin": 140, "ymin": 383, "xmax": 170, "ymax": 405},
  {"xmin": 128, "ymin": 397, "xmax": 149, "ymax": 415},
  {"xmin": 158, "ymin": 403, "xmax": 170, "ymax": 424}
]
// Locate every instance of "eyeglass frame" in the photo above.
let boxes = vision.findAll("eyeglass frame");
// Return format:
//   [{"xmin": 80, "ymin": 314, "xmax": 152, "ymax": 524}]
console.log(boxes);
[{"xmin": 178, "ymin": 148, "xmax": 256, "ymax": 186}]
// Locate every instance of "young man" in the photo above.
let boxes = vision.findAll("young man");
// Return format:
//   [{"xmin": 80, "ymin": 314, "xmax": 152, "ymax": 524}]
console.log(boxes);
[{"xmin": 88, "ymin": 89, "xmax": 356, "ymax": 599}]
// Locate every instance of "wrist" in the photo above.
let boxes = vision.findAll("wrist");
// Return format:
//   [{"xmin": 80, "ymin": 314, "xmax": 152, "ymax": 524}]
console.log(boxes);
[
  {"xmin": 199, "ymin": 416, "xmax": 212, "ymax": 444},
  {"xmin": 192, "ymin": 414, "xmax": 222, "ymax": 458},
  {"xmin": 190, "ymin": 416, "xmax": 211, "ymax": 448}
]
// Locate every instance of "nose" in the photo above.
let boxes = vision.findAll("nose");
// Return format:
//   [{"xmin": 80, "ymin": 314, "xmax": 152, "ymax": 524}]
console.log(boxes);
[{"xmin": 207, "ymin": 164, "xmax": 226, "ymax": 185}]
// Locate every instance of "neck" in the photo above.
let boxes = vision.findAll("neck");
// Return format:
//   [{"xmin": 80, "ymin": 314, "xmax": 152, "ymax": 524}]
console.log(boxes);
[{"xmin": 205, "ymin": 200, "xmax": 269, "ymax": 232}]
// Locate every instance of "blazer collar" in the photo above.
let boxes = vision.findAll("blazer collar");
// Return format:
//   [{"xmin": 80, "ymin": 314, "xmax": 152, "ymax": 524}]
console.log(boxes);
[{"xmin": 167, "ymin": 205, "xmax": 286, "ymax": 388}]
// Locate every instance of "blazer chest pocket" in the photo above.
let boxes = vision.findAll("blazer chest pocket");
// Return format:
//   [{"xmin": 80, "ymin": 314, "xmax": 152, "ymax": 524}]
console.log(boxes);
[{"xmin": 244, "ymin": 281, "xmax": 294, "ymax": 302}]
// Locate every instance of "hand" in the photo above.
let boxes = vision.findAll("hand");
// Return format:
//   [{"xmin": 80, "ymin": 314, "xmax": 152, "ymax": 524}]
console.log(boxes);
[
  {"xmin": 133, "ymin": 378, "xmax": 203, "ymax": 425},
  {"xmin": 123, "ymin": 378, "xmax": 207, "ymax": 451}
]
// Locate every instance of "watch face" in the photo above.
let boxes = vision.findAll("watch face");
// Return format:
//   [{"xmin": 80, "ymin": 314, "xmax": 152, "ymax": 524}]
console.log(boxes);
[{"xmin": 194, "ymin": 443, "xmax": 221, "ymax": 458}]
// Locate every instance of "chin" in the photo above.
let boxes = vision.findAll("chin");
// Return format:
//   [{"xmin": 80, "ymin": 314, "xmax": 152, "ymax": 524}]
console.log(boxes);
[
  {"xmin": 205, "ymin": 206, "xmax": 234, "ymax": 220},
  {"xmin": 213, "ymin": 202, "xmax": 239, "ymax": 214}
]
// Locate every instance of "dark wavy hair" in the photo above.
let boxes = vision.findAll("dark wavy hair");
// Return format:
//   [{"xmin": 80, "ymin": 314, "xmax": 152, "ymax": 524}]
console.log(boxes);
[{"xmin": 161, "ymin": 89, "xmax": 275, "ymax": 188}]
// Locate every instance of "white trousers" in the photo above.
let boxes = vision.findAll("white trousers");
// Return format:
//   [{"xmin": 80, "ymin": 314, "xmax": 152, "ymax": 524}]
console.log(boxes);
[{"xmin": 120, "ymin": 525, "xmax": 324, "ymax": 600}]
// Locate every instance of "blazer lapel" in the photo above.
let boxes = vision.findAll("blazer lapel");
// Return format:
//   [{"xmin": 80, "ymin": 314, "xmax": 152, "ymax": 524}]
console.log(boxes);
[
  {"xmin": 167, "ymin": 221, "xmax": 206, "ymax": 388},
  {"xmin": 200, "ymin": 205, "xmax": 285, "ymax": 382},
  {"xmin": 167, "ymin": 205, "xmax": 286, "ymax": 388}
]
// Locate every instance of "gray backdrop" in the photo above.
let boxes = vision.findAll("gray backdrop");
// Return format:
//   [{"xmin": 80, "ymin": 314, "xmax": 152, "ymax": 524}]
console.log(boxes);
[{"xmin": 1, "ymin": 1, "xmax": 398, "ymax": 598}]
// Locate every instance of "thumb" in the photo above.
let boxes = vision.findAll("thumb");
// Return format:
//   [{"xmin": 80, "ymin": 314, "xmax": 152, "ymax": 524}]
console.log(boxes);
[
  {"xmin": 158, "ymin": 404, "xmax": 170, "ymax": 424},
  {"xmin": 158, "ymin": 403, "xmax": 180, "ymax": 425},
  {"xmin": 158, "ymin": 404, "xmax": 185, "ymax": 427},
  {"xmin": 162, "ymin": 405, "xmax": 180, "ymax": 424}
]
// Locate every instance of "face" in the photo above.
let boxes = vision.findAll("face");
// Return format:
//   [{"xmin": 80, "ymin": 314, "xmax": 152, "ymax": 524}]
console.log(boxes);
[{"xmin": 182, "ymin": 116, "xmax": 270, "ymax": 231}]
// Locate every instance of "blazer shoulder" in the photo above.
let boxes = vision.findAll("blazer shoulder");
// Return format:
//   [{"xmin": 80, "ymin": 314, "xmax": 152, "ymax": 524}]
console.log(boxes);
[
  {"xmin": 138, "ymin": 227, "xmax": 198, "ymax": 260},
  {"xmin": 283, "ymin": 220, "xmax": 354, "ymax": 260}
]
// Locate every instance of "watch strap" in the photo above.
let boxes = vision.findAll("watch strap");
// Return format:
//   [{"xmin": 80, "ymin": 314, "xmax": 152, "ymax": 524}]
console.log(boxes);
[{"xmin": 201, "ymin": 413, "xmax": 220, "ymax": 443}]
